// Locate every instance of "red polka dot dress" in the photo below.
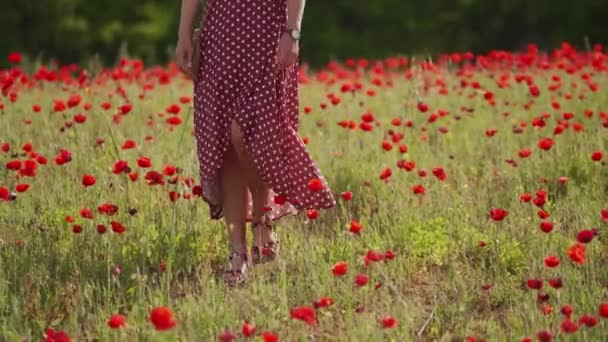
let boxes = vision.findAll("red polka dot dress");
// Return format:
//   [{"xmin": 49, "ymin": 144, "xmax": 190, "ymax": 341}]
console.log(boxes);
[{"xmin": 193, "ymin": 0, "xmax": 336, "ymax": 222}]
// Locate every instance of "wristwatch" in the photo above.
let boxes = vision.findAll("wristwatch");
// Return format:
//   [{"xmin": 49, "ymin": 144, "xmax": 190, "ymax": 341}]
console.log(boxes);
[{"xmin": 284, "ymin": 28, "xmax": 301, "ymax": 41}]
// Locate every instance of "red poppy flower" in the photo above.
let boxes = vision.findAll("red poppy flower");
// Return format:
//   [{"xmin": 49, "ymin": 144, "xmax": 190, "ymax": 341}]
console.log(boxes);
[
  {"xmin": 119, "ymin": 103, "xmax": 132, "ymax": 115},
  {"xmin": 53, "ymin": 100, "xmax": 66, "ymax": 112},
  {"xmin": 381, "ymin": 140, "xmax": 393, "ymax": 151},
  {"xmin": 72, "ymin": 224, "xmax": 82, "ymax": 233},
  {"xmin": 548, "ymin": 277, "xmax": 563, "ymax": 289},
  {"xmin": 163, "ymin": 165, "xmax": 177, "ymax": 176},
  {"xmin": 97, "ymin": 224, "xmax": 107, "ymax": 234},
  {"xmin": 73, "ymin": 113, "xmax": 87, "ymax": 124},
  {"xmin": 306, "ymin": 209, "xmax": 319, "ymax": 220},
  {"xmin": 15, "ymin": 183, "xmax": 29, "ymax": 193},
  {"xmin": 432, "ymin": 167, "xmax": 447, "ymax": 181},
  {"xmin": 290, "ymin": 306, "xmax": 316, "ymax": 325},
  {"xmin": 537, "ymin": 137, "xmax": 554, "ymax": 150},
  {"xmin": 544, "ymin": 255, "xmax": 560, "ymax": 268},
  {"xmin": 113, "ymin": 160, "xmax": 130, "ymax": 174},
  {"xmin": 98, "ymin": 203, "xmax": 118, "ymax": 216},
  {"xmin": 379, "ymin": 167, "xmax": 392, "ymax": 180},
  {"xmin": 44, "ymin": 328, "xmax": 71, "ymax": 342},
  {"xmin": 577, "ymin": 229, "xmax": 595, "ymax": 243},
  {"xmin": 110, "ymin": 221, "xmax": 125, "ymax": 234},
  {"xmin": 579, "ymin": 314, "xmax": 598, "ymax": 327},
  {"xmin": 241, "ymin": 321, "xmax": 256, "ymax": 337},
  {"xmin": 136, "ymin": 157, "xmax": 152, "ymax": 168},
  {"xmin": 166, "ymin": 104, "xmax": 181, "ymax": 114},
  {"xmin": 349, "ymin": 220, "xmax": 363, "ymax": 234},
  {"xmin": 108, "ymin": 314, "xmax": 127, "ymax": 329},
  {"xmin": 82, "ymin": 174, "xmax": 96, "ymax": 187},
  {"xmin": 6, "ymin": 160, "xmax": 21, "ymax": 170},
  {"xmin": 561, "ymin": 319, "xmax": 578, "ymax": 333},
  {"xmin": 313, "ymin": 297, "xmax": 334, "ymax": 309},
  {"xmin": 385, "ymin": 249, "xmax": 396, "ymax": 260},
  {"xmin": 539, "ymin": 221, "xmax": 554, "ymax": 233},
  {"xmin": 8, "ymin": 52, "xmax": 22, "ymax": 64},
  {"xmin": 218, "ymin": 331, "xmax": 237, "ymax": 342},
  {"xmin": 54, "ymin": 149, "xmax": 72, "ymax": 165},
  {"xmin": 412, "ymin": 184, "xmax": 425, "ymax": 195},
  {"xmin": 591, "ymin": 151, "xmax": 603, "ymax": 161},
  {"xmin": 307, "ymin": 178, "xmax": 323, "ymax": 192},
  {"xmin": 363, "ymin": 249, "xmax": 384, "ymax": 266},
  {"xmin": 128, "ymin": 172, "xmax": 138, "ymax": 182},
  {"xmin": 535, "ymin": 330, "xmax": 552, "ymax": 342},
  {"xmin": 354, "ymin": 274, "xmax": 369, "ymax": 286},
  {"xmin": 381, "ymin": 315, "xmax": 398, "ymax": 328},
  {"xmin": 260, "ymin": 331, "xmax": 278, "ymax": 342},
  {"xmin": 121, "ymin": 140, "xmax": 136, "ymax": 150},
  {"xmin": 566, "ymin": 244, "xmax": 586, "ymax": 264},
  {"xmin": 526, "ymin": 278, "xmax": 543, "ymax": 290},
  {"xmin": 489, "ymin": 208, "xmax": 508, "ymax": 221},
  {"xmin": 80, "ymin": 207, "xmax": 94, "ymax": 219},
  {"xmin": 417, "ymin": 102, "xmax": 429, "ymax": 113},
  {"xmin": 529, "ymin": 85, "xmax": 540, "ymax": 97},
  {"xmin": 144, "ymin": 171, "xmax": 164, "ymax": 185},
  {"xmin": 169, "ymin": 191, "xmax": 180, "ymax": 202},
  {"xmin": 537, "ymin": 210, "xmax": 550, "ymax": 219},
  {"xmin": 340, "ymin": 191, "xmax": 353, "ymax": 201},
  {"xmin": 560, "ymin": 304, "xmax": 573, "ymax": 317},
  {"xmin": 332, "ymin": 261, "xmax": 348, "ymax": 276},
  {"xmin": 166, "ymin": 116, "xmax": 182, "ymax": 125},
  {"xmin": 361, "ymin": 111, "xmax": 375, "ymax": 122},
  {"xmin": 149, "ymin": 306, "xmax": 177, "ymax": 330},
  {"xmin": 601, "ymin": 209, "xmax": 608, "ymax": 222},
  {"xmin": 520, "ymin": 193, "xmax": 532, "ymax": 202}
]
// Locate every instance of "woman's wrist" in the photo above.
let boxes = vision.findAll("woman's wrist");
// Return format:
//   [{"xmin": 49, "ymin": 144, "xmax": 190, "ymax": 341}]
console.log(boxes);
[
  {"xmin": 286, "ymin": 23, "xmax": 301, "ymax": 30},
  {"xmin": 178, "ymin": 27, "xmax": 193, "ymax": 41}
]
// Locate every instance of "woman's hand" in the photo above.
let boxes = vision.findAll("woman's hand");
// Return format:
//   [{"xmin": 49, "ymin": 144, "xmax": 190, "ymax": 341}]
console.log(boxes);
[
  {"xmin": 277, "ymin": 32, "xmax": 299, "ymax": 71},
  {"xmin": 174, "ymin": 37, "xmax": 193, "ymax": 76}
]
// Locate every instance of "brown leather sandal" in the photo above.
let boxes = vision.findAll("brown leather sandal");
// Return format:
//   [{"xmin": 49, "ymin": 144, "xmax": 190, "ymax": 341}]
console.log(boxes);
[
  {"xmin": 223, "ymin": 250, "xmax": 249, "ymax": 287},
  {"xmin": 250, "ymin": 218, "xmax": 280, "ymax": 265}
]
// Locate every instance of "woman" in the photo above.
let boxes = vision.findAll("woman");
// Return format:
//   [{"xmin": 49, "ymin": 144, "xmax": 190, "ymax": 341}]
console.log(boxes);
[{"xmin": 174, "ymin": 0, "xmax": 336, "ymax": 286}]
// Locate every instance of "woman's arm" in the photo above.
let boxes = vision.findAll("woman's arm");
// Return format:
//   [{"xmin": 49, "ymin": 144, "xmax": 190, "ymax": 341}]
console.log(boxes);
[
  {"xmin": 286, "ymin": 0, "xmax": 306, "ymax": 30},
  {"xmin": 175, "ymin": 0, "xmax": 202, "ymax": 74},
  {"xmin": 178, "ymin": 0, "xmax": 202, "ymax": 41},
  {"xmin": 277, "ymin": 0, "xmax": 305, "ymax": 70}
]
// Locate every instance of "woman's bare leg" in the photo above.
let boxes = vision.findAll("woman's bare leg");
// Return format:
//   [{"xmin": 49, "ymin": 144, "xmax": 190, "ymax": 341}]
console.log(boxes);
[
  {"xmin": 220, "ymin": 132, "xmax": 249, "ymax": 276},
  {"xmin": 229, "ymin": 121, "xmax": 274, "ymax": 247}
]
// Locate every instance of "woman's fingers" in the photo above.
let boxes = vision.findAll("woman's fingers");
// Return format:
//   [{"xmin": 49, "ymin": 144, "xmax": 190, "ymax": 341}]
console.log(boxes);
[
  {"xmin": 277, "ymin": 50, "xmax": 296, "ymax": 71},
  {"xmin": 174, "ymin": 40, "xmax": 193, "ymax": 76}
]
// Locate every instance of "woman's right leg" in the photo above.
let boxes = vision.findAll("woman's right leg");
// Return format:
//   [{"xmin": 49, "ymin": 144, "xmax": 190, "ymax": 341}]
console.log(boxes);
[{"xmin": 220, "ymin": 136, "xmax": 249, "ymax": 282}]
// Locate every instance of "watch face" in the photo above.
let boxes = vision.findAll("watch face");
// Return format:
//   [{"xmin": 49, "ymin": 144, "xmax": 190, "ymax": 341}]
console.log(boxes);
[{"xmin": 291, "ymin": 30, "xmax": 301, "ymax": 40}]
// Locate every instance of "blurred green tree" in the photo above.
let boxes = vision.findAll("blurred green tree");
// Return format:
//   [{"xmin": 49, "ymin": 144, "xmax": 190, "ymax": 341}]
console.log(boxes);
[{"xmin": 1, "ymin": 0, "xmax": 607, "ymax": 68}]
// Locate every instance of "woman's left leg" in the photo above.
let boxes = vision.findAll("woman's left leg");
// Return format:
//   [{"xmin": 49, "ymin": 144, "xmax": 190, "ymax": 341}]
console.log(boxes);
[{"xmin": 229, "ymin": 120, "xmax": 278, "ymax": 261}]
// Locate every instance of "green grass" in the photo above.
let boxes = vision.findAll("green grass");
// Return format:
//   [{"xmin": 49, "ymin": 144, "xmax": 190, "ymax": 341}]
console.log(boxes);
[{"xmin": 1, "ymin": 57, "xmax": 608, "ymax": 341}]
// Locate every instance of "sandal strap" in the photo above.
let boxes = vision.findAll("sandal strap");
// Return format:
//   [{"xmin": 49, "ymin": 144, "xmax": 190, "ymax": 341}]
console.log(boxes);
[
  {"xmin": 251, "ymin": 220, "xmax": 272, "ymax": 231},
  {"xmin": 228, "ymin": 250, "xmax": 249, "ymax": 261}
]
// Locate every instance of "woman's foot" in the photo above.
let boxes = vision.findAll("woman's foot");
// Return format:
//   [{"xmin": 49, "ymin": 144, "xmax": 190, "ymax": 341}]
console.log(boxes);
[
  {"xmin": 223, "ymin": 250, "xmax": 249, "ymax": 287},
  {"xmin": 251, "ymin": 217, "xmax": 280, "ymax": 264}
]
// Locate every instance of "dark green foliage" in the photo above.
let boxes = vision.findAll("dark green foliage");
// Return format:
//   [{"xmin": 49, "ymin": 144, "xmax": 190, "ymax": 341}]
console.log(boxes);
[{"xmin": 2, "ymin": 0, "xmax": 608, "ymax": 68}]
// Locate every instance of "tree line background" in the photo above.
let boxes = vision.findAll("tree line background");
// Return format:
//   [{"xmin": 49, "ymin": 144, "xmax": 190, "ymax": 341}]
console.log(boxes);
[{"xmin": 2, "ymin": 0, "xmax": 608, "ymax": 69}]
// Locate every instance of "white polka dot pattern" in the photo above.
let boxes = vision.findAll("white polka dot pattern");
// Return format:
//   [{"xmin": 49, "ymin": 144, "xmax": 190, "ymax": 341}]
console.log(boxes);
[{"xmin": 193, "ymin": 0, "xmax": 336, "ymax": 221}]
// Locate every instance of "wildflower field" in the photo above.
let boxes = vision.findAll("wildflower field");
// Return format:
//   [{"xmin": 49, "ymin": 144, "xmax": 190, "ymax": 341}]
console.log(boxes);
[{"xmin": 1, "ymin": 43, "xmax": 608, "ymax": 341}]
